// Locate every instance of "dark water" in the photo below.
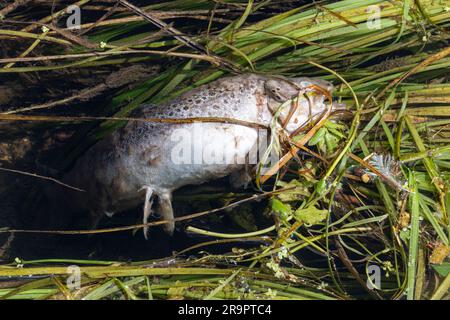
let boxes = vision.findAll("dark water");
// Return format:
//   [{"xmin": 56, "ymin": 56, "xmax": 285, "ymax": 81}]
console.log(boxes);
[{"xmin": 3, "ymin": 175, "xmax": 273, "ymax": 262}]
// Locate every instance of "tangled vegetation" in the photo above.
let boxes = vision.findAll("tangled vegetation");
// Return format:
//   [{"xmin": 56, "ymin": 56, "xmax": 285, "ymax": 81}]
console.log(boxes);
[{"xmin": 0, "ymin": 0, "xmax": 449, "ymax": 300}]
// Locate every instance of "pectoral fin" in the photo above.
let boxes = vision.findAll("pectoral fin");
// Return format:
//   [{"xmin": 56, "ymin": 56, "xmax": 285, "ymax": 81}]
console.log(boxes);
[
  {"xmin": 141, "ymin": 186, "xmax": 154, "ymax": 240},
  {"xmin": 156, "ymin": 192, "xmax": 175, "ymax": 235}
]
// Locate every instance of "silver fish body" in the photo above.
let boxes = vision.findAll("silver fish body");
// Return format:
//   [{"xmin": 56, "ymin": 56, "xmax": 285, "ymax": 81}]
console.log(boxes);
[{"xmin": 58, "ymin": 74, "xmax": 335, "ymax": 236}]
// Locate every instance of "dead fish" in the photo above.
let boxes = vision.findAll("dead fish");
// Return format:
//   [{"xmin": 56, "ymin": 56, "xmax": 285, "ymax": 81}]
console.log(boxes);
[{"xmin": 52, "ymin": 73, "xmax": 340, "ymax": 237}]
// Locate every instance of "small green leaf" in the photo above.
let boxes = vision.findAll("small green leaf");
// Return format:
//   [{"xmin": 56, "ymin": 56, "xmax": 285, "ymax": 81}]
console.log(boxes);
[
  {"xmin": 432, "ymin": 263, "xmax": 450, "ymax": 277},
  {"xmin": 271, "ymin": 199, "xmax": 292, "ymax": 219},
  {"xmin": 294, "ymin": 206, "xmax": 328, "ymax": 226},
  {"xmin": 399, "ymin": 228, "xmax": 410, "ymax": 242},
  {"xmin": 315, "ymin": 178, "xmax": 327, "ymax": 195},
  {"xmin": 324, "ymin": 131, "xmax": 340, "ymax": 153},
  {"xmin": 276, "ymin": 180, "xmax": 310, "ymax": 201},
  {"xmin": 308, "ymin": 127, "xmax": 327, "ymax": 146}
]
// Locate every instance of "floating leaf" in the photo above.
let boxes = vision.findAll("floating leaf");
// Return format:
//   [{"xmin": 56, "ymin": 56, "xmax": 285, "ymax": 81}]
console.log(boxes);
[
  {"xmin": 276, "ymin": 180, "xmax": 310, "ymax": 202},
  {"xmin": 294, "ymin": 206, "xmax": 328, "ymax": 226}
]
